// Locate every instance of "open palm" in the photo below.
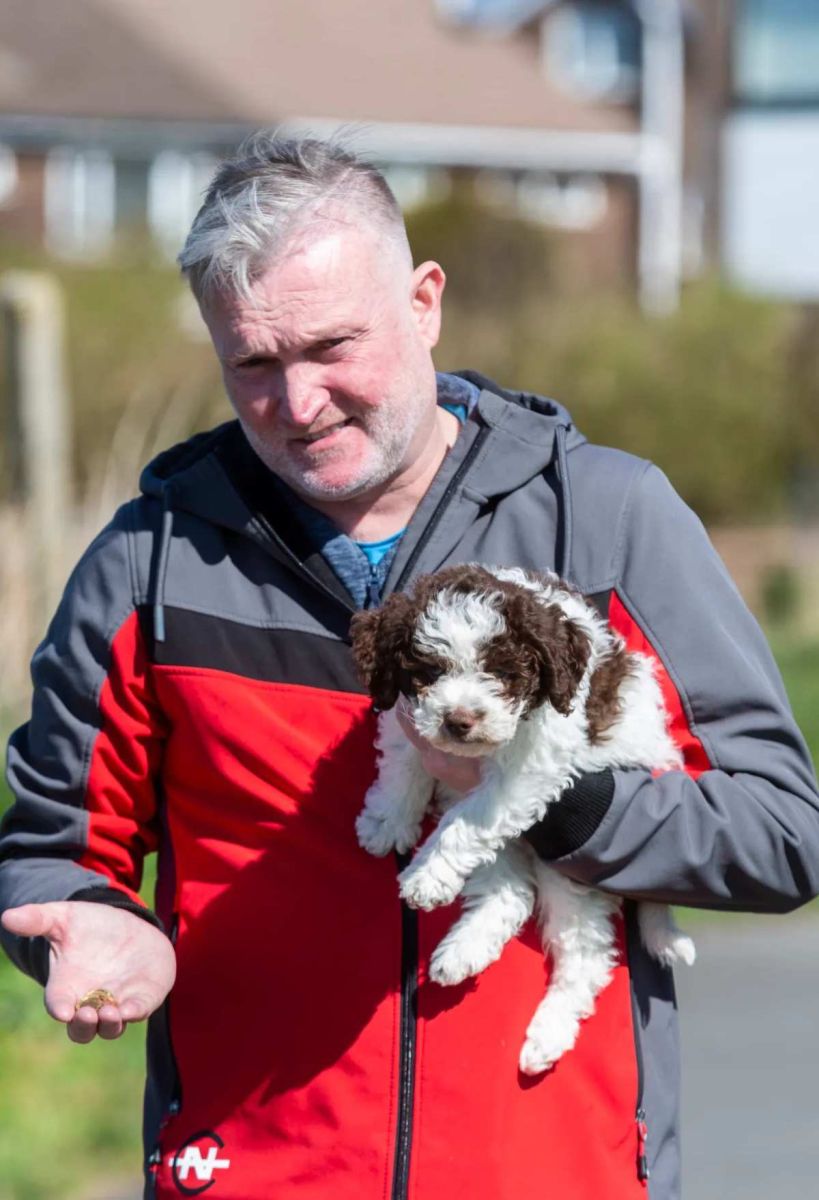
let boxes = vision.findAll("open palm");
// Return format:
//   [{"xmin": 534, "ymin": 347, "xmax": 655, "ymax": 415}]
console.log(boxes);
[{"xmin": 1, "ymin": 900, "xmax": 176, "ymax": 1043}]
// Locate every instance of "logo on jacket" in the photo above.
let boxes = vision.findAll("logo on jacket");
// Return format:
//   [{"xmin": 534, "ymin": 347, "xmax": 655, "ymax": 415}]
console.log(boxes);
[{"xmin": 168, "ymin": 1130, "xmax": 231, "ymax": 1195}]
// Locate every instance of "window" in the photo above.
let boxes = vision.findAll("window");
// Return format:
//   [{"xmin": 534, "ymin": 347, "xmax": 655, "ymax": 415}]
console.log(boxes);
[
  {"xmin": 44, "ymin": 147, "xmax": 115, "ymax": 258},
  {"xmin": 735, "ymin": 0, "xmax": 819, "ymax": 104},
  {"xmin": 381, "ymin": 165, "xmax": 449, "ymax": 211},
  {"xmin": 544, "ymin": 2, "xmax": 641, "ymax": 101},
  {"xmin": 516, "ymin": 172, "xmax": 608, "ymax": 228},
  {"xmin": 0, "ymin": 145, "xmax": 17, "ymax": 207},
  {"xmin": 115, "ymin": 158, "xmax": 151, "ymax": 235},
  {"xmin": 148, "ymin": 151, "xmax": 218, "ymax": 259}
]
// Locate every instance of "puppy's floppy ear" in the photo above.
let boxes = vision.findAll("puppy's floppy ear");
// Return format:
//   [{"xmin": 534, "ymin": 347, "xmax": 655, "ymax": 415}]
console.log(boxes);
[
  {"xmin": 349, "ymin": 592, "xmax": 416, "ymax": 710},
  {"xmin": 535, "ymin": 609, "xmax": 590, "ymax": 715},
  {"xmin": 503, "ymin": 591, "xmax": 590, "ymax": 715}
]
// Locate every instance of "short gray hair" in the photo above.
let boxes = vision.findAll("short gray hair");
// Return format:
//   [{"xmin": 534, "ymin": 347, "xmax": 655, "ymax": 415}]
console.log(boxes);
[{"xmin": 179, "ymin": 131, "xmax": 411, "ymax": 302}]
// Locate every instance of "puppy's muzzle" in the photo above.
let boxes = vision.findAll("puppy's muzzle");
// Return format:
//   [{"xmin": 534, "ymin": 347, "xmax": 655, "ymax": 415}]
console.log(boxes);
[{"xmin": 442, "ymin": 707, "xmax": 485, "ymax": 739}]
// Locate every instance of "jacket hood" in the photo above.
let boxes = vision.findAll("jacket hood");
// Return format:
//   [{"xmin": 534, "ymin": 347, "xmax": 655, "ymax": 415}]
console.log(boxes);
[{"xmin": 139, "ymin": 373, "xmax": 583, "ymax": 640}]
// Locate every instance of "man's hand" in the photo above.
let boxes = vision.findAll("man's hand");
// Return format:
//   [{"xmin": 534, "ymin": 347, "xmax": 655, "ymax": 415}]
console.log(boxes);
[
  {"xmin": 396, "ymin": 705, "xmax": 483, "ymax": 794},
  {"xmin": 1, "ymin": 901, "xmax": 176, "ymax": 1044}
]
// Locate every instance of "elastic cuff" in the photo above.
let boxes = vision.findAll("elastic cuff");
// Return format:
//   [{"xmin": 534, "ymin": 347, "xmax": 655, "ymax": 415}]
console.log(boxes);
[
  {"xmin": 523, "ymin": 768, "xmax": 615, "ymax": 860},
  {"xmin": 69, "ymin": 886, "xmax": 165, "ymax": 934}
]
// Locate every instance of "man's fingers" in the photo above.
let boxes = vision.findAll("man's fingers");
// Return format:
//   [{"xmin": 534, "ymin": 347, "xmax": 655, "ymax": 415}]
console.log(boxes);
[
  {"xmin": 118, "ymin": 993, "xmax": 155, "ymax": 1023},
  {"xmin": 1, "ymin": 902, "xmax": 62, "ymax": 941},
  {"xmin": 44, "ymin": 987, "xmax": 80, "ymax": 1024},
  {"xmin": 96, "ymin": 1004, "xmax": 125, "ymax": 1040},
  {"xmin": 67, "ymin": 1007, "xmax": 100, "ymax": 1044}
]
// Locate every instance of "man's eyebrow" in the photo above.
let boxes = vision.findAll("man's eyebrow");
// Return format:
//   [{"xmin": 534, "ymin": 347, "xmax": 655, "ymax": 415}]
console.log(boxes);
[
  {"xmin": 226, "ymin": 327, "xmax": 362, "ymax": 363},
  {"xmin": 227, "ymin": 348, "xmax": 277, "ymax": 364},
  {"xmin": 308, "ymin": 326, "xmax": 361, "ymax": 344}
]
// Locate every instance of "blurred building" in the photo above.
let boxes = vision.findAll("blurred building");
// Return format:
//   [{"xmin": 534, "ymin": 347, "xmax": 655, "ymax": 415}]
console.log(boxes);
[{"xmin": 0, "ymin": 0, "xmax": 816, "ymax": 310}]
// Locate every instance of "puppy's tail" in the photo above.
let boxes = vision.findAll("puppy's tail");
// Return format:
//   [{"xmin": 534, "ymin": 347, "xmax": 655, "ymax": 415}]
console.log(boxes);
[{"xmin": 637, "ymin": 902, "xmax": 696, "ymax": 968}]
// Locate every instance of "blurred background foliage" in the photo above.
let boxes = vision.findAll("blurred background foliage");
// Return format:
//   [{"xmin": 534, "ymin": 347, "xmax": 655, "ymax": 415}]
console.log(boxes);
[
  {"xmin": 2, "ymin": 194, "xmax": 819, "ymax": 1199},
  {"xmin": 3, "ymin": 194, "xmax": 816, "ymax": 527}
]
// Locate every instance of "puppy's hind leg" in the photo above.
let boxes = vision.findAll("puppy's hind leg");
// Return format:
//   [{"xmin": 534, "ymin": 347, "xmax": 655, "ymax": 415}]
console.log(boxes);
[
  {"xmin": 519, "ymin": 866, "xmax": 620, "ymax": 1076},
  {"xmin": 429, "ymin": 843, "xmax": 536, "ymax": 987},
  {"xmin": 637, "ymin": 902, "xmax": 696, "ymax": 968}
]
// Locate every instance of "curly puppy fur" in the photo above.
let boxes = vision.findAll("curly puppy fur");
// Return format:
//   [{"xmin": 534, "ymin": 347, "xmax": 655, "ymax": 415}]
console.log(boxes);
[{"xmin": 351, "ymin": 565, "xmax": 694, "ymax": 1075}]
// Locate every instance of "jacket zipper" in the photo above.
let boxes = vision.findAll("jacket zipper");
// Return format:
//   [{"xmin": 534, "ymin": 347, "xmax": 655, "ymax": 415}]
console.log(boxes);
[
  {"xmin": 245, "ymin": 429, "xmax": 489, "ymax": 1200},
  {"xmin": 385, "ymin": 425, "xmax": 491, "ymax": 1200},
  {"xmin": 387, "ymin": 426, "xmax": 490, "ymax": 599},
  {"xmin": 391, "ymin": 862, "xmax": 419, "ymax": 1200},
  {"xmin": 626, "ymin": 903, "xmax": 649, "ymax": 1184},
  {"xmin": 147, "ymin": 914, "xmax": 183, "ymax": 1187}
]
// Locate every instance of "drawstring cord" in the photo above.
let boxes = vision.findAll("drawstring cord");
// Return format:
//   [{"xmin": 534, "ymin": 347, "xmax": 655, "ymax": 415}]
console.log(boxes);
[
  {"xmin": 555, "ymin": 424, "xmax": 574, "ymax": 584},
  {"xmin": 153, "ymin": 489, "xmax": 174, "ymax": 643}
]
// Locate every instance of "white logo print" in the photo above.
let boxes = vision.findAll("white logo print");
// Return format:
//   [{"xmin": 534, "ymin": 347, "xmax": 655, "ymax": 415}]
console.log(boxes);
[{"xmin": 167, "ymin": 1131, "xmax": 231, "ymax": 1195}]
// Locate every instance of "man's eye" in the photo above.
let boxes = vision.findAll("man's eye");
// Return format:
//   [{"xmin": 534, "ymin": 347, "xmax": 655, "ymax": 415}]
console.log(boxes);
[
  {"xmin": 235, "ymin": 357, "xmax": 270, "ymax": 370},
  {"xmin": 315, "ymin": 337, "xmax": 348, "ymax": 353}
]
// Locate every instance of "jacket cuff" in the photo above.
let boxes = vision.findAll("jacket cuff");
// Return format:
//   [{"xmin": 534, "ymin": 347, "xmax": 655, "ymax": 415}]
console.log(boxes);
[
  {"xmin": 69, "ymin": 886, "xmax": 166, "ymax": 934},
  {"xmin": 523, "ymin": 769, "xmax": 615, "ymax": 860}
]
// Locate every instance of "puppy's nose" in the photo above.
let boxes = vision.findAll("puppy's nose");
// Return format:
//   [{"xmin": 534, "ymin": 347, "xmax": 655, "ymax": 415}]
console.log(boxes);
[{"xmin": 443, "ymin": 708, "xmax": 482, "ymax": 738}]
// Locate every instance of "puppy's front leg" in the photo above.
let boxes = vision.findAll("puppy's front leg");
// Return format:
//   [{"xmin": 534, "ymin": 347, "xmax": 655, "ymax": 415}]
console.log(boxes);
[
  {"xmin": 429, "ymin": 843, "xmax": 536, "ymax": 986},
  {"xmin": 399, "ymin": 764, "xmax": 555, "ymax": 910},
  {"xmin": 356, "ymin": 708, "xmax": 434, "ymax": 857}
]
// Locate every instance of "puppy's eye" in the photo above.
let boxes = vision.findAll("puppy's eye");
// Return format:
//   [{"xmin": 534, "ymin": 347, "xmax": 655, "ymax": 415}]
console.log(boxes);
[{"xmin": 413, "ymin": 664, "xmax": 443, "ymax": 687}]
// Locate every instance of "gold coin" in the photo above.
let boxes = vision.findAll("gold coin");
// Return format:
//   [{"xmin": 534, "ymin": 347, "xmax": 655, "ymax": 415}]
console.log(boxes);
[{"xmin": 75, "ymin": 988, "xmax": 117, "ymax": 1012}]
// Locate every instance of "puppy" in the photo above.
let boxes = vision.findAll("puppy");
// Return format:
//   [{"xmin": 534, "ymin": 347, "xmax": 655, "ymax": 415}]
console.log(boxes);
[{"xmin": 351, "ymin": 564, "xmax": 694, "ymax": 1075}]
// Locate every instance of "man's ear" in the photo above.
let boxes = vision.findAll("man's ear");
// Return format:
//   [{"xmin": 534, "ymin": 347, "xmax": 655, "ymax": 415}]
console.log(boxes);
[
  {"xmin": 410, "ymin": 260, "xmax": 446, "ymax": 349},
  {"xmin": 349, "ymin": 593, "xmax": 416, "ymax": 710}
]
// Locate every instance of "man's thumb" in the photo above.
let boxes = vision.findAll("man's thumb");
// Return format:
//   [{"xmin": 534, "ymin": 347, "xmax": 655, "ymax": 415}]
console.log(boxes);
[{"xmin": 1, "ymin": 903, "xmax": 61, "ymax": 940}]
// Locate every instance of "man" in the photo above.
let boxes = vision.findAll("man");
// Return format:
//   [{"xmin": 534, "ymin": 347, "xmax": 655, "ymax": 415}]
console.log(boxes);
[{"xmin": 1, "ymin": 134, "xmax": 818, "ymax": 1200}]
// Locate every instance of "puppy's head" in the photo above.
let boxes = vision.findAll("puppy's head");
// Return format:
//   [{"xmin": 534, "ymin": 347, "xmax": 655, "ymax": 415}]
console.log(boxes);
[{"xmin": 350, "ymin": 565, "xmax": 590, "ymax": 756}]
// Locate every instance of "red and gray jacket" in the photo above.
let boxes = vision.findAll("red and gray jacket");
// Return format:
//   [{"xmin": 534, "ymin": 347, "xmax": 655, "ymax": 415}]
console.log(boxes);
[{"xmin": 2, "ymin": 374, "xmax": 818, "ymax": 1200}]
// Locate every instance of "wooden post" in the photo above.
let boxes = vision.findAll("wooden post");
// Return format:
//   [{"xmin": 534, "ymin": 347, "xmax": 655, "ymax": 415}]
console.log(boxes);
[{"xmin": 0, "ymin": 270, "xmax": 73, "ymax": 628}]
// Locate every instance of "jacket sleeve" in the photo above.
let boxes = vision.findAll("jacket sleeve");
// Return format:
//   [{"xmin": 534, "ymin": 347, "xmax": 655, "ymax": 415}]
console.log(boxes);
[
  {"xmin": 0, "ymin": 505, "xmax": 167, "ymax": 982},
  {"xmin": 541, "ymin": 463, "xmax": 819, "ymax": 912}
]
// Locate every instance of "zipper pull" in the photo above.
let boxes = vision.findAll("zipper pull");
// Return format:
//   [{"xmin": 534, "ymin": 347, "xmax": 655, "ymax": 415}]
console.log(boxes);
[
  {"xmin": 366, "ymin": 565, "xmax": 381, "ymax": 609},
  {"xmin": 146, "ymin": 1146, "xmax": 162, "ymax": 1178},
  {"xmin": 636, "ymin": 1107, "xmax": 649, "ymax": 1183}
]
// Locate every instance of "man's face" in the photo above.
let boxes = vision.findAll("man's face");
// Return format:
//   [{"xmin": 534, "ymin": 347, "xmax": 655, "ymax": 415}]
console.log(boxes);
[{"xmin": 202, "ymin": 223, "xmax": 445, "ymax": 503}]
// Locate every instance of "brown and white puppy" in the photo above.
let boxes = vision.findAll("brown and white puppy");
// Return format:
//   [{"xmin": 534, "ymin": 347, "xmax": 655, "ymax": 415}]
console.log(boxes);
[{"xmin": 351, "ymin": 564, "xmax": 694, "ymax": 1074}]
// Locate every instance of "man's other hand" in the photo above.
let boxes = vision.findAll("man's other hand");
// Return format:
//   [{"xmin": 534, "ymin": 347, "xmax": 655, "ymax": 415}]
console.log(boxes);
[
  {"xmin": 395, "ymin": 705, "xmax": 483, "ymax": 794},
  {"xmin": 1, "ymin": 901, "xmax": 176, "ymax": 1044}
]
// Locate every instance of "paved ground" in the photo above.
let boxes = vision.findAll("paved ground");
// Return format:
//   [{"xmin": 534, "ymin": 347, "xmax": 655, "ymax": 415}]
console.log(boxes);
[
  {"xmin": 83, "ymin": 914, "xmax": 819, "ymax": 1200},
  {"xmin": 676, "ymin": 912, "xmax": 819, "ymax": 1199}
]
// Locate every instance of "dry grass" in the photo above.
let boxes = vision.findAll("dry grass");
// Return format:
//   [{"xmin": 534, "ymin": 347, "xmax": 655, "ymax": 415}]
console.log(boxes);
[{"xmin": 0, "ymin": 377, "xmax": 228, "ymax": 724}]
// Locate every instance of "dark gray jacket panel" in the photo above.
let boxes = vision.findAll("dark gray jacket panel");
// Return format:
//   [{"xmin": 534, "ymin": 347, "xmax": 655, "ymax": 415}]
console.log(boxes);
[
  {"xmin": 0, "ymin": 506, "xmax": 162, "ymax": 976},
  {"xmin": 555, "ymin": 463, "xmax": 819, "ymax": 912}
]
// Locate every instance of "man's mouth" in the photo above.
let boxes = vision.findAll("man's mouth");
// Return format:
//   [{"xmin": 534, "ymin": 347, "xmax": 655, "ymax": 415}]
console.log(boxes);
[{"xmin": 298, "ymin": 419, "xmax": 352, "ymax": 445}]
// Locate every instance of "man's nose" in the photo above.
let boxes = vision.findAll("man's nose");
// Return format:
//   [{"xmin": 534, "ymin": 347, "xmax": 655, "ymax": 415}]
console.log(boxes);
[{"xmin": 277, "ymin": 362, "xmax": 327, "ymax": 428}]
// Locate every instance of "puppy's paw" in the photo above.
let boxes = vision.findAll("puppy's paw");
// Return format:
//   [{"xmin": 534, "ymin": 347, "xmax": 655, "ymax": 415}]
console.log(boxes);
[
  {"xmin": 356, "ymin": 809, "xmax": 421, "ymax": 857},
  {"xmin": 518, "ymin": 1030, "xmax": 570, "ymax": 1076},
  {"xmin": 398, "ymin": 858, "xmax": 464, "ymax": 911},
  {"xmin": 429, "ymin": 936, "xmax": 494, "ymax": 986}
]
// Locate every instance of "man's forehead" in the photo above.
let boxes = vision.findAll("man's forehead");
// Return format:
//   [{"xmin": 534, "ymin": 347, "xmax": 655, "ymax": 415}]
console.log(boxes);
[{"xmin": 204, "ymin": 226, "xmax": 405, "ymax": 351}]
